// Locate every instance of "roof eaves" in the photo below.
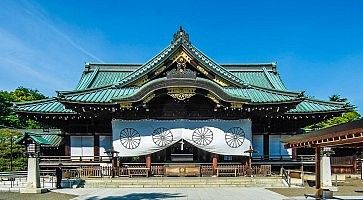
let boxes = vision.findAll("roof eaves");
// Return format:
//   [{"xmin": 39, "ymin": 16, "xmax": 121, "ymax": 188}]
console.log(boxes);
[
  {"xmin": 15, "ymin": 110, "xmax": 77, "ymax": 115},
  {"xmin": 13, "ymin": 98, "xmax": 57, "ymax": 106}
]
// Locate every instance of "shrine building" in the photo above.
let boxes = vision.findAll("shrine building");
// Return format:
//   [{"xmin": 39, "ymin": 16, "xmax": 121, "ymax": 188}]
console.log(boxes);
[{"xmin": 14, "ymin": 27, "xmax": 349, "ymax": 174}]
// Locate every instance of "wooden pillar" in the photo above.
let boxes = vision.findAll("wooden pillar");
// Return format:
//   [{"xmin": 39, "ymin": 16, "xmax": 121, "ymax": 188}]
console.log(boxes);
[
  {"xmin": 145, "ymin": 154, "xmax": 151, "ymax": 177},
  {"xmin": 353, "ymin": 155, "xmax": 357, "ymax": 174},
  {"xmin": 263, "ymin": 134, "xmax": 269, "ymax": 160},
  {"xmin": 212, "ymin": 153, "xmax": 218, "ymax": 175},
  {"xmin": 292, "ymin": 148, "xmax": 297, "ymax": 160},
  {"xmin": 94, "ymin": 135, "xmax": 99, "ymax": 162},
  {"xmin": 315, "ymin": 146, "xmax": 321, "ymax": 189},
  {"xmin": 111, "ymin": 153, "xmax": 118, "ymax": 178}
]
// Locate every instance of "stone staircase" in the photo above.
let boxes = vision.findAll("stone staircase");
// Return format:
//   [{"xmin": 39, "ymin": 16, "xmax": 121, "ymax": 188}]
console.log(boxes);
[{"xmin": 82, "ymin": 177, "xmax": 286, "ymax": 188}]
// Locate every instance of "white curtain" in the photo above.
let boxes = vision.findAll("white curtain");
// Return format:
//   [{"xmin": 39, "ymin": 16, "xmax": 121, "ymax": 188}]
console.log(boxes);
[
  {"xmin": 99, "ymin": 136, "xmax": 112, "ymax": 156},
  {"xmin": 269, "ymin": 135, "xmax": 292, "ymax": 158},
  {"xmin": 70, "ymin": 136, "xmax": 82, "ymax": 157},
  {"xmin": 252, "ymin": 135, "xmax": 264, "ymax": 157},
  {"xmin": 112, "ymin": 119, "xmax": 252, "ymax": 157}
]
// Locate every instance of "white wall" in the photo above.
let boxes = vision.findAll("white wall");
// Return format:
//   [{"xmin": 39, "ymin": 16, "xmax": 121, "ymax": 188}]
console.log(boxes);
[{"xmin": 70, "ymin": 136, "xmax": 94, "ymax": 158}]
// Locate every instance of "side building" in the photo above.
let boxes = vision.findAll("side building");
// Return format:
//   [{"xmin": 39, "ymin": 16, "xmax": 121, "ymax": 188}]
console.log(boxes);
[{"xmin": 14, "ymin": 28, "xmax": 349, "ymax": 172}]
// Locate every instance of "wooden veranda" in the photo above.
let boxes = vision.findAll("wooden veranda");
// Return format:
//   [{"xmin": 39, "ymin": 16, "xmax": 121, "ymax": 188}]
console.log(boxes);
[{"xmin": 284, "ymin": 119, "xmax": 363, "ymax": 189}]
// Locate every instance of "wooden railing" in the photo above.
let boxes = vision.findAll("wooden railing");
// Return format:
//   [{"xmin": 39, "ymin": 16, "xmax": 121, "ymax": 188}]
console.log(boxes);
[
  {"xmin": 331, "ymin": 155, "xmax": 357, "ymax": 174},
  {"xmin": 0, "ymin": 170, "xmax": 58, "ymax": 188},
  {"xmin": 252, "ymin": 155, "xmax": 315, "ymax": 162},
  {"xmin": 151, "ymin": 165, "xmax": 164, "ymax": 176},
  {"xmin": 253, "ymin": 165, "xmax": 272, "ymax": 176},
  {"xmin": 54, "ymin": 163, "xmax": 275, "ymax": 178},
  {"xmin": 281, "ymin": 168, "xmax": 291, "ymax": 187},
  {"xmin": 40, "ymin": 156, "xmax": 112, "ymax": 163},
  {"xmin": 218, "ymin": 164, "xmax": 246, "ymax": 176},
  {"xmin": 200, "ymin": 165, "xmax": 213, "ymax": 176}
]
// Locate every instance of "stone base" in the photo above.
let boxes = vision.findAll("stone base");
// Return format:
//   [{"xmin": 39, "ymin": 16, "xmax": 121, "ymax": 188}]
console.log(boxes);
[
  {"xmin": 316, "ymin": 188, "xmax": 333, "ymax": 199},
  {"xmin": 20, "ymin": 188, "xmax": 48, "ymax": 194},
  {"xmin": 321, "ymin": 186, "xmax": 339, "ymax": 192}
]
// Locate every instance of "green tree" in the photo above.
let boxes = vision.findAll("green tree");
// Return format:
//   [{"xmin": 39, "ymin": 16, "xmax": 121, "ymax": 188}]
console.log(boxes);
[
  {"xmin": 308, "ymin": 95, "xmax": 361, "ymax": 129},
  {"xmin": 0, "ymin": 87, "xmax": 46, "ymax": 129},
  {"xmin": 10, "ymin": 87, "xmax": 46, "ymax": 102},
  {"xmin": 0, "ymin": 87, "xmax": 46, "ymax": 172},
  {"xmin": 0, "ymin": 129, "xmax": 26, "ymax": 171}
]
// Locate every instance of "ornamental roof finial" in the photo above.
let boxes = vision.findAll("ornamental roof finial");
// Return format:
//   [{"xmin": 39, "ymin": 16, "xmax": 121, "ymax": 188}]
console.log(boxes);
[{"xmin": 172, "ymin": 26, "xmax": 190, "ymax": 44}]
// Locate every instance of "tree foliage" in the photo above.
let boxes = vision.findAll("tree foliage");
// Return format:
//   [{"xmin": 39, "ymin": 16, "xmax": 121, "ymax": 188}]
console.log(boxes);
[
  {"xmin": 0, "ymin": 87, "xmax": 46, "ymax": 171},
  {"xmin": 307, "ymin": 94, "xmax": 361, "ymax": 129},
  {"xmin": 0, "ymin": 87, "xmax": 46, "ymax": 129},
  {"xmin": 0, "ymin": 129, "xmax": 26, "ymax": 171}
]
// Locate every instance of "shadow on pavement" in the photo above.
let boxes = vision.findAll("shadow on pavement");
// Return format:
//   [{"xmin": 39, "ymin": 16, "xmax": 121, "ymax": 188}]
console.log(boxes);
[{"xmin": 84, "ymin": 192, "xmax": 186, "ymax": 200}]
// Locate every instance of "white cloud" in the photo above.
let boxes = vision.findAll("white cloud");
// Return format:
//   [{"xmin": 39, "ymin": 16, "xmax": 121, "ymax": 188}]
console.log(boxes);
[
  {"xmin": 21, "ymin": 0, "xmax": 104, "ymax": 63},
  {"xmin": 0, "ymin": 0, "xmax": 104, "ymax": 95}
]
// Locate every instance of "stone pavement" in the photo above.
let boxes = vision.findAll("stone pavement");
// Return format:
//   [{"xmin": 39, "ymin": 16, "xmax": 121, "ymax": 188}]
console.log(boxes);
[{"xmin": 53, "ymin": 187, "xmax": 287, "ymax": 200}]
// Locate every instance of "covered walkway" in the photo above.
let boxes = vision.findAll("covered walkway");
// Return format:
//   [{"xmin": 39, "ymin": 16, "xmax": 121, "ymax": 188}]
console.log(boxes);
[{"xmin": 284, "ymin": 119, "xmax": 363, "ymax": 195}]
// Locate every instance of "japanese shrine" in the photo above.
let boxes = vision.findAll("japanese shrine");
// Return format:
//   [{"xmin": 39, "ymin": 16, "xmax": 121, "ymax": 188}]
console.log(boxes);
[{"xmin": 13, "ymin": 27, "xmax": 351, "ymax": 177}]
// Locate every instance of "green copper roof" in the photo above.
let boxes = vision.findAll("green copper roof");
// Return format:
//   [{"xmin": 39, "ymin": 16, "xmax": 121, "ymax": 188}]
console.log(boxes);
[
  {"xmin": 41, "ymin": 134, "xmax": 63, "ymax": 147},
  {"xmin": 224, "ymin": 87, "xmax": 299, "ymax": 103},
  {"xmin": 76, "ymin": 65, "xmax": 135, "ymax": 90},
  {"xmin": 30, "ymin": 134, "xmax": 51, "ymax": 145},
  {"xmin": 16, "ymin": 132, "xmax": 51, "ymax": 145},
  {"xmin": 73, "ymin": 63, "xmax": 286, "ymax": 92},
  {"xmin": 60, "ymin": 87, "xmax": 138, "ymax": 103},
  {"xmin": 287, "ymin": 99, "xmax": 347, "ymax": 114},
  {"xmin": 16, "ymin": 130, "xmax": 63, "ymax": 147},
  {"xmin": 14, "ymin": 28, "xmax": 349, "ymax": 116},
  {"xmin": 116, "ymin": 37, "xmax": 249, "ymax": 88},
  {"xmin": 59, "ymin": 77, "xmax": 301, "ymax": 104},
  {"xmin": 15, "ymin": 98, "xmax": 75, "ymax": 114}
]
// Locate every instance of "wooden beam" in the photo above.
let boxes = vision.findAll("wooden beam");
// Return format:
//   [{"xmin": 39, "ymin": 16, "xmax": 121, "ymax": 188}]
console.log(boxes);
[
  {"xmin": 64, "ymin": 135, "xmax": 70, "ymax": 156},
  {"xmin": 94, "ymin": 135, "xmax": 99, "ymax": 161},
  {"xmin": 286, "ymin": 134, "xmax": 363, "ymax": 148}
]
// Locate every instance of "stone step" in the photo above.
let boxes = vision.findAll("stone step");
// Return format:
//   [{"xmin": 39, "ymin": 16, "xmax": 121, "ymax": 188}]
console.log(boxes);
[
  {"xmin": 82, "ymin": 177, "xmax": 286, "ymax": 188},
  {"xmin": 83, "ymin": 183, "xmax": 285, "ymax": 188},
  {"xmin": 84, "ymin": 177, "xmax": 282, "ymax": 182}
]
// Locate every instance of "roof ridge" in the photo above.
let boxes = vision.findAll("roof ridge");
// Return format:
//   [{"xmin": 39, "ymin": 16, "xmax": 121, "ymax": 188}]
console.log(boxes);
[
  {"xmin": 86, "ymin": 63, "xmax": 277, "ymax": 66},
  {"xmin": 83, "ymin": 67, "xmax": 100, "ymax": 89},
  {"xmin": 244, "ymin": 83, "xmax": 302, "ymax": 97},
  {"xmin": 261, "ymin": 67, "xmax": 277, "ymax": 89},
  {"xmin": 115, "ymin": 39, "xmax": 182, "ymax": 87},
  {"xmin": 181, "ymin": 42, "xmax": 248, "ymax": 88},
  {"xmin": 87, "ymin": 63, "xmax": 142, "ymax": 66},
  {"xmin": 221, "ymin": 63, "xmax": 276, "ymax": 66},
  {"xmin": 58, "ymin": 85, "xmax": 115, "ymax": 96}
]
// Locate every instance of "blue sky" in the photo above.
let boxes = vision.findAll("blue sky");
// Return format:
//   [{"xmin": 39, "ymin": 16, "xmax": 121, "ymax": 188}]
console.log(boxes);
[{"xmin": 0, "ymin": 0, "xmax": 362, "ymax": 114}]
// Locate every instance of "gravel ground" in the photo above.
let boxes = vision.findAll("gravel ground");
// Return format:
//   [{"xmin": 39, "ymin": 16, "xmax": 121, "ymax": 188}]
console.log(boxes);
[
  {"xmin": 0, "ymin": 191, "xmax": 77, "ymax": 200},
  {"xmin": 267, "ymin": 177, "xmax": 363, "ymax": 197}
]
